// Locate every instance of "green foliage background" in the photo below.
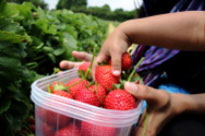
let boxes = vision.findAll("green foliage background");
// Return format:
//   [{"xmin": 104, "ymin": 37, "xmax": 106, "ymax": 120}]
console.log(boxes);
[{"xmin": 0, "ymin": 1, "xmax": 108, "ymax": 135}]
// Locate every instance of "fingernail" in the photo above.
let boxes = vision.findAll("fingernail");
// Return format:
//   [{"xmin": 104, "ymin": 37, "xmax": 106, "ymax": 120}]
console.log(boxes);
[
  {"xmin": 125, "ymin": 82, "xmax": 138, "ymax": 92},
  {"xmin": 112, "ymin": 70, "xmax": 121, "ymax": 76}
]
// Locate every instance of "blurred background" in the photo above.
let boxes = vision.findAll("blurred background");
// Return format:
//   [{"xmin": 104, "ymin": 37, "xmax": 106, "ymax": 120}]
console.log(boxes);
[{"xmin": 0, "ymin": 0, "xmax": 142, "ymax": 136}]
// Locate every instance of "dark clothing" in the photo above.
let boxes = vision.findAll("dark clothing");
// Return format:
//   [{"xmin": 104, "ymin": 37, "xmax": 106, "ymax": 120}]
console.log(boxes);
[
  {"xmin": 134, "ymin": 0, "xmax": 205, "ymax": 92},
  {"xmin": 133, "ymin": 0, "xmax": 205, "ymax": 136}
]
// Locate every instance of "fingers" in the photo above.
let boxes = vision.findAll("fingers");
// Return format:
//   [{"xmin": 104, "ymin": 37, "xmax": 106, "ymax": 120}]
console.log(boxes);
[
  {"xmin": 72, "ymin": 51, "xmax": 92, "ymax": 61},
  {"xmin": 124, "ymin": 82, "xmax": 170, "ymax": 110},
  {"xmin": 59, "ymin": 60, "xmax": 83, "ymax": 69},
  {"xmin": 111, "ymin": 50, "xmax": 122, "ymax": 76},
  {"xmin": 92, "ymin": 55, "xmax": 107, "ymax": 80}
]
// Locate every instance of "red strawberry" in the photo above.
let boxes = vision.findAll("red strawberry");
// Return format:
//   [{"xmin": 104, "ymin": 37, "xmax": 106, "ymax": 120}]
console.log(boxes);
[
  {"xmin": 41, "ymin": 122, "xmax": 55, "ymax": 136},
  {"xmin": 81, "ymin": 121, "xmax": 116, "ymax": 136},
  {"xmin": 65, "ymin": 78, "xmax": 90, "ymax": 97},
  {"xmin": 121, "ymin": 52, "xmax": 132, "ymax": 70},
  {"xmin": 95, "ymin": 65, "xmax": 120, "ymax": 90},
  {"xmin": 89, "ymin": 84, "xmax": 107, "ymax": 104},
  {"xmin": 75, "ymin": 88, "xmax": 100, "ymax": 107},
  {"xmin": 78, "ymin": 62, "xmax": 90, "ymax": 73},
  {"xmin": 104, "ymin": 89, "xmax": 137, "ymax": 110},
  {"xmin": 37, "ymin": 107, "xmax": 71, "ymax": 129},
  {"xmin": 108, "ymin": 52, "xmax": 132, "ymax": 70},
  {"xmin": 48, "ymin": 81, "xmax": 68, "ymax": 93},
  {"xmin": 55, "ymin": 124, "xmax": 80, "ymax": 136},
  {"xmin": 52, "ymin": 90, "xmax": 73, "ymax": 99}
]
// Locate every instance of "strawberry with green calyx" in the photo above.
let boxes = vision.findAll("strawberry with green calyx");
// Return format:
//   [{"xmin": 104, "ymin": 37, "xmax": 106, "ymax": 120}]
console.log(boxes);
[
  {"xmin": 104, "ymin": 57, "xmax": 145, "ymax": 111},
  {"xmin": 48, "ymin": 81, "xmax": 68, "ymax": 93},
  {"xmin": 78, "ymin": 44, "xmax": 97, "ymax": 80},
  {"xmin": 52, "ymin": 90, "xmax": 73, "ymax": 99},
  {"xmin": 89, "ymin": 84, "xmax": 107, "ymax": 104},
  {"xmin": 65, "ymin": 78, "xmax": 90, "ymax": 97},
  {"xmin": 78, "ymin": 62, "xmax": 91, "ymax": 80}
]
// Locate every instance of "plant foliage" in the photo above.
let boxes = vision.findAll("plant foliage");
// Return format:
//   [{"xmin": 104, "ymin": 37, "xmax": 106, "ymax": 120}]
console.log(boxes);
[{"xmin": 0, "ymin": 1, "xmax": 108, "ymax": 136}]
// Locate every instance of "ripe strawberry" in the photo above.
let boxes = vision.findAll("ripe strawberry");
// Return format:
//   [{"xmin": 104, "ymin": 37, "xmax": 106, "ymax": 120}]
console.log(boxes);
[
  {"xmin": 104, "ymin": 89, "xmax": 137, "ymax": 110},
  {"xmin": 89, "ymin": 84, "xmax": 107, "ymax": 104},
  {"xmin": 121, "ymin": 52, "xmax": 132, "ymax": 70},
  {"xmin": 81, "ymin": 121, "xmax": 116, "ymax": 136},
  {"xmin": 48, "ymin": 81, "xmax": 68, "ymax": 93},
  {"xmin": 78, "ymin": 62, "xmax": 90, "ymax": 73},
  {"xmin": 75, "ymin": 88, "xmax": 100, "ymax": 106},
  {"xmin": 52, "ymin": 90, "xmax": 73, "ymax": 99},
  {"xmin": 41, "ymin": 122, "xmax": 55, "ymax": 136},
  {"xmin": 37, "ymin": 107, "xmax": 71, "ymax": 129},
  {"xmin": 108, "ymin": 52, "xmax": 132, "ymax": 70},
  {"xmin": 55, "ymin": 124, "xmax": 80, "ymax": 136},
  {"xmin": 95, "ymin": 65, "xmax": 120, "ymax": 90},
  {"xmin": 65, "ymin": 78, "xmax": 90, "ymax": 97}
]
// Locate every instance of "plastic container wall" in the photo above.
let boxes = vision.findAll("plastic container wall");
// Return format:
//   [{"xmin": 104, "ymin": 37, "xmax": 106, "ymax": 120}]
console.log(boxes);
[{"xmin": 31, "ymin": 69, "xmax": 143, "ymax": 136}]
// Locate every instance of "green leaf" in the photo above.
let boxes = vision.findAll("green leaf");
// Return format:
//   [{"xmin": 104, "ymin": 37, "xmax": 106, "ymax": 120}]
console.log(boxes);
[
  {"xmin": 34, "ymin": 18, "xmax": 57, "ymax": 35},
  {"xmin": 0, "ymin": 98, "xmax": 11, "ymax": 114},
  {"xmin": 61, "ymin": 32, "xmax": 77, "ymax": 51},
  {"xmin": 0, "ymin": 31, "xmax": 32, "ymax": 43},
  {"xmin": 53, "ymin": 47, "xmax": 65, "ymax": 56}
]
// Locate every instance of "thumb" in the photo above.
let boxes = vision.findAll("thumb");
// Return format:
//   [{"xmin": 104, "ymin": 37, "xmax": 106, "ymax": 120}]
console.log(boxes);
[
  {"xmin": 124, "ymin": 82, "xmax": 170, "ymax": 109},
  {"xmin": 111, "ymin": 52, "xmax": 122, "ymax": 76}
]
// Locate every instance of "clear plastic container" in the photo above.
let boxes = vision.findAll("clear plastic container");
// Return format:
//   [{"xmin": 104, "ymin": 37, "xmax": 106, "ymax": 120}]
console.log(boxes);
[{"xmin": 31, "ymin": 69, "xmax": 143, "ymax": 136}]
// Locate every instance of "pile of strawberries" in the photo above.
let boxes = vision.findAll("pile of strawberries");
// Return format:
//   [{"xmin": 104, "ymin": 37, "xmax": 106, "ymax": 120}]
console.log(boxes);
[{"xmin": 37, "ymin": 52, "xmax": 143, "ymax": 136}]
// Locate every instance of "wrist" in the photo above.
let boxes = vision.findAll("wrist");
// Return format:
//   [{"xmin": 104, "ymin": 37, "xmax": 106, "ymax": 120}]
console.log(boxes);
[{"xmin": 170, "ymin": 93, "xmax": 195, "ymax": 114}]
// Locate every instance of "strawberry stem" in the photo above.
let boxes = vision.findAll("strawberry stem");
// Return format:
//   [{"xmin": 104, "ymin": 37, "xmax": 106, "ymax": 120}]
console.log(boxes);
[
  {"xmin": 84, "ymin": 44, "xmax": 97, "ymax": 79},
  {"xmin": 127, "ymin": 57, "xmax": 144, "ymax": 82}
]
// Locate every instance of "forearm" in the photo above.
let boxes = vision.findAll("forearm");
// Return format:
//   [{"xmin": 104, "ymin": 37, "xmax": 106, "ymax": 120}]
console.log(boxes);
[
  {"xmin": 172, "ymin": 93, "xmax": 205, "ymax": 114},
  {"xmin": 119, "ymin": 11, "xmax": 205, "ymax": 51}
]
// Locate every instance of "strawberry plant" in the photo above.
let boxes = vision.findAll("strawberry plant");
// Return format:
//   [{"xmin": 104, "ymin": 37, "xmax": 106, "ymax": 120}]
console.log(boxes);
[{"xmin": 0, "ymin": 1, "xmax": 109, "ymax": 135}]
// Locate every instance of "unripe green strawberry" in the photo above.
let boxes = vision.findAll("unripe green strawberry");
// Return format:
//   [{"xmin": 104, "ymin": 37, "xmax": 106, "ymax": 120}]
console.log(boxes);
[
  {"xmin": 81, "ymin": 121, "xmax": 116, "ymax": 136},
  {"xmin": 55, "ymin": 124, "xmax": 80, "ymax": 136},
  {"xmin": 89, "ymin": 84, "xmax": 107, "ymax": 104},
  {"xmin": 104, "ymin": 89, "xmax": 137, "ymax": 110},
  {"xmin": 65, "ymin": 78, "xmax": 90, "ymax": 97},
  {"xmin": 95, "ymin": 65, "xmax": 120, "ymax": 90},
  {"xmin": 75, "ymin": 88, "xmax": 100, "ymax": 107}
]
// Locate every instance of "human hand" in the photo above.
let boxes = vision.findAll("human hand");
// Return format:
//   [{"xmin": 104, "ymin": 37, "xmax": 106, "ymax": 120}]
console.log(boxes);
[
  {"xmin": 59, "ymin": 51, "xmax": 92, "ymax": 69},
  {"xmin": 124, "ymin": 82, "xmax": 185, "ymax": 136},
  {"xmin": 92, "ymin": 25, "xmax": 131, "ymax": 77}
]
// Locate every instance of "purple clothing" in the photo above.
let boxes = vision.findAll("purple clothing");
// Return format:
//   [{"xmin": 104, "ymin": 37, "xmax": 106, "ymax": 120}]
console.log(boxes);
[{"xmin": 133, "ymin": 0, "xmax": 205, "ymax": 85}]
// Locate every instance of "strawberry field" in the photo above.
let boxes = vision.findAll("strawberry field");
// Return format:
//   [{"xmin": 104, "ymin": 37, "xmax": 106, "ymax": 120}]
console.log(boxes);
[{"xmin": 0, "ymin": 1, "xmax": 109, "ymax": 135}]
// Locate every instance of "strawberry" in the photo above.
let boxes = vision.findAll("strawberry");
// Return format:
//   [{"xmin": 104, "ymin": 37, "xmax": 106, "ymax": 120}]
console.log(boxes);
[
  {"xmin": 75, "ymin": 88, "xmax": 100, "ymax": 107},
  {"xmin": 78, "ymin": 62, "xmax": 92, "ymax": 80},
  {"xmin": 65, "ymin": 78, "xmax": 90, "ymax": 97},
  {"xmin": 104, "ymin": 89, "xmax": 137, "ymax": 110},
  {"xmin": 121, "ymin": 52, "xmax": 132, "ymax": 70},
  {"xmin": 78, "ymin": 62, "xmax": 90, "ymax": 73},
  {"xmin": 89, "ymin": 84, "xmax": 107, "ymax": 104},
  {"xmin": 108, "ymin": 52, "xmax": 132, "ymax": 70},
  {"xmin": 55, "ymin": 124, "xmax": 80, "ymax": 136},
  {"xmin": 48, "ymin": 81, "xmax": 68, "ymax": 93},
  {"xmin": 41, "ymin": 122, "xmax": 55, "ymax": 136},
  {"xmin": 52, "ymin": 90, "xmax": 73, "ymax": 99},
  {"xmin": 95, "ymin": 65, "xmax": 120, "ymax": 90},
  {"xmin": 81, "ymin": 121, "xmax": 116, "ymax": 136},
  {"xmin": 37, "ymin": 107, "xmax": 71, "ymax": 129}
]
